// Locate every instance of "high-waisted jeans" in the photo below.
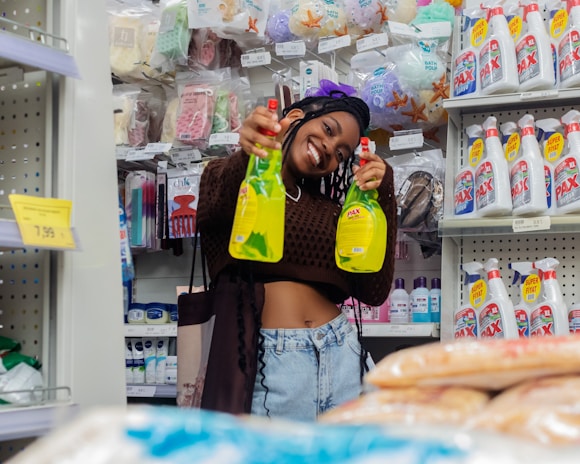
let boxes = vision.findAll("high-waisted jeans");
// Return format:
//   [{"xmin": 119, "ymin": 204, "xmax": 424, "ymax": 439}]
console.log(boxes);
[{"xmin": 251, "ymin": 312, "xmax": 374, "ymax": 422}]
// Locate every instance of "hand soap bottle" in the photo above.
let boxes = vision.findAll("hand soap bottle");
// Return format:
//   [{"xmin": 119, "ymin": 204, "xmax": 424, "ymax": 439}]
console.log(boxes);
[
  {"xmin": 335, "ymin": 137, "xmax": 387, "ymax": 273},
  {"xmin": 229, "ymin": 99, "xmax": 286, "ymax": 262}
]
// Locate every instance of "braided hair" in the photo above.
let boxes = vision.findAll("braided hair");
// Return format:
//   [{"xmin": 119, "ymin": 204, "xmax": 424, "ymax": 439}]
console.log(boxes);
[{"xmin": 281, "ymin": 95, "xmax": 371, "ymax": 204}]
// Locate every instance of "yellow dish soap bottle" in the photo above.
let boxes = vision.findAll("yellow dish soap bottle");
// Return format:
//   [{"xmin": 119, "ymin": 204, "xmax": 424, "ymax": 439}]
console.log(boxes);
[
  {"xmin": 229, "ymin": 99, "xmax": 285, "ymax": 262},
  {"xmin": 335, "ymin": 137, "xmax": 387, "ymax": 273}
]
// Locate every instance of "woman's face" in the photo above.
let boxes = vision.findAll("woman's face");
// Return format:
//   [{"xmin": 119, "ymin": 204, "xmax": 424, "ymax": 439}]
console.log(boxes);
[{"xmin": 284, "ymin": 110, "xmax": 361, "ymax": 179}]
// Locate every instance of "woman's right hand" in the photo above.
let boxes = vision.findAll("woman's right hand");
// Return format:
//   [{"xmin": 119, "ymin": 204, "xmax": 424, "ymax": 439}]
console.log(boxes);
[{"xmin": 238, "ymin": 105, "xmax": 282, "ymax": 158}]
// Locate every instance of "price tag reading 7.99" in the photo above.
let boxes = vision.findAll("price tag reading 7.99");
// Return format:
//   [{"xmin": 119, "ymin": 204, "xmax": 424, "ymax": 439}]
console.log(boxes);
[{"xmin": 9, "ymin": 194, "xmax": 77, "ymax": 249}]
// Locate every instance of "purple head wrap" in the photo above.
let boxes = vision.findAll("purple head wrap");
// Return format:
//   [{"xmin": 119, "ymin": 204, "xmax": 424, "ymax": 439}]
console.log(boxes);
[{"xmin": 304, "ymin": 79, "xmax": 358, "ymax": 98}]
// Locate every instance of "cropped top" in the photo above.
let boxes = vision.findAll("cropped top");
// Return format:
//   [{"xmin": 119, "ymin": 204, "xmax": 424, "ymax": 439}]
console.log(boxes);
[{"xmin": 196, "ymin": 150, "xmax": 397, "ymax": 306}]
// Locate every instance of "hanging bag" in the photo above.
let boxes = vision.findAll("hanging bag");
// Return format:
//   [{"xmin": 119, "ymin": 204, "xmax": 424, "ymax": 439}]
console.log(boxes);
[{"xmin": 176, "ymin": 229, "xmax": 214, "ymax": 408}]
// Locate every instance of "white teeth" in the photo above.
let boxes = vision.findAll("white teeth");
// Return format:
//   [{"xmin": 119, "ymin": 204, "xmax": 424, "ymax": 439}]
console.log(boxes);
[{"xmin": 308, "ymin": 143, "xmax": 320, "ymax": 166}]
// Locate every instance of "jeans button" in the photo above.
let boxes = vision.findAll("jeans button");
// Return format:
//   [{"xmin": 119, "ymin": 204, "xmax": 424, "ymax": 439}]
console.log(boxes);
[{"xmin": 316, "ymin": 332, "xmax": 324, "ymax": 340}]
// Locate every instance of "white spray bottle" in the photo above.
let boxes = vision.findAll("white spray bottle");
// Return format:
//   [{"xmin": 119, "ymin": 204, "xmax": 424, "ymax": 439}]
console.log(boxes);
[
  {"xmin": 509, "ymin": 261, "xmax": 541, "ymax": 337},
  {"xmin": 455, "ymin": 124, "xmax": 482, "ymax": 217},
  {"xmin": 453, "ymin": 8, "xmax": 484, "ymax": 98},
  {"xmin": 536, "ymin": 117, "xmax": 565, "ymax": 215},
  {"xmin": 455, "ymin": 261, "xmax": 484, "ymax": 339},
  {"xmin": 475, "ymin": 116, "xmax": 513, "ymax": 216},
  {"xmin": 511, "ymin": 114, "xmax": 548, "ymax": 215},
  {"xmin": 479, "ymin": 258, "xmax": 519, "ymax": 339},
  {"xmin": 554, "ymin": 110, "xmax": 580, "ymax": 214},
  {"xmin": 531, "ymin": 257, "xmax": 570, "ymax": 336},
  {"xmin": 500, "ymin": 120, "xmax": 520, "ymax": 169},
  {"xmin": 557, "ymin": 0, "xmax": 580, "ymax": 88},
  {"xmin": 516, "ymin": 0, "xmax": 556, "ymax": 90},
  {"xmin": 479, "ymin": 1, "xmax": 520, "ymax": 94}
]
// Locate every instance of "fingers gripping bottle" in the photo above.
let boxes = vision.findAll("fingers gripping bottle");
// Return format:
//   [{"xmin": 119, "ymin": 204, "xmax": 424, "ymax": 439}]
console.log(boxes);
[
  {"xmin": 335, "ymin": 137, "xmax": 387, "ymax": 273},
  {"xmin": 554, "ymin": 110, "xmax": 580, "ymax": 213},
  {"xmin": 475, "ymin": 116, "xmax": 513, "ymax": 216},
  {"xmin": 454, "ymin": 261, "xmax": 484, "ymax": 339},
  {"xmin": 511, "ymin": 114, "xmax": 548, "ymax": 216},
  {"xmin": 536, "ymin": 117, "xmax": 565, "ymax": 215},
  {"xmin": 509, "ymin": 261, "xmax": 540, "ymax": 337},
  {"xmin": 479, "ymin": 258, "xmax": 519, "ymax": 339},
  {"xmin": 229, "ymin": 99, "xmax": 286, "ymax": 262},
  {"xmin": 531, "ymin": 258, "xmax": 570, "ymax": 336},
  {"xmin": 479, "ymin": 2, "xmax": 520, "ymax": 95}
]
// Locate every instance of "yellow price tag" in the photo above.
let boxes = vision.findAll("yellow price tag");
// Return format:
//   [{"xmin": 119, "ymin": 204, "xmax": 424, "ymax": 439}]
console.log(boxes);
[{"xmin": 9, "ymin": 194, "xmax": 76, "ymax": 249}]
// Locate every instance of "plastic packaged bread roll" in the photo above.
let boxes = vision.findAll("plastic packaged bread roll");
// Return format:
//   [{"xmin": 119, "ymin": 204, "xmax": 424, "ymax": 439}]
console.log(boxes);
[
  {"xmin": 468, "ymin": 375, "xmax": 580, "ymax": 445},
  {"xmin": 366, "ymin": 335, "xmax": 580, "ymax": 390},
  {"xmin": 319, "ymin": 386, "xmax": 489, "ymax": 426}
]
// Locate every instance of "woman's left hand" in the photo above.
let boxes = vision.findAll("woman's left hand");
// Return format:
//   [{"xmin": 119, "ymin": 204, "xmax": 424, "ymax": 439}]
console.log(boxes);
[{"xmin": 352, "ymin": 150, "xmax": 386, "ymax": 191}]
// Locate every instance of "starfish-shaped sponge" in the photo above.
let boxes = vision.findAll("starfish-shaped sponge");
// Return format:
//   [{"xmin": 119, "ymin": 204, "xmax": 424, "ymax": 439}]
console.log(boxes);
[
  {"xmin": 376, "ymin": 4, "xmax": 389, "ymax": 24},
  {"xmin": 430, "ymin": 74, "xmax": 450, "ymax": 103},
  {"xmin": 334, "ymin": 24, "xmax": 349, "ymax": 36},
  {"xmin": 402, "ymin": 98, "xmax": 428, "ymax": 123},
  {"xmin": 246, "ymin": 16, "xmax": 259, "ymax": 33},
  {"xmin": 386, "ymin": 91, "xmax": 408, "ymax": 110},
  {"xmin": 301, "ymin": 9, "xmax": 323, "ymax": 28}
]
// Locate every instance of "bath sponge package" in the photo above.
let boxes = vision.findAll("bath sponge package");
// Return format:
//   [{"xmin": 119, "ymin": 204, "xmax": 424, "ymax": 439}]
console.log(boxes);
[{"xmin": 150, "ymin": 0, "xmax": 191, "ymax": 73}]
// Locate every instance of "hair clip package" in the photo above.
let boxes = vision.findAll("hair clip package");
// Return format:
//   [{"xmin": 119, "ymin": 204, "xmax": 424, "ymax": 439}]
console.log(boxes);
[{"xmin": 166, "ymin": 165, "xmax": 203, "ymax": 239}]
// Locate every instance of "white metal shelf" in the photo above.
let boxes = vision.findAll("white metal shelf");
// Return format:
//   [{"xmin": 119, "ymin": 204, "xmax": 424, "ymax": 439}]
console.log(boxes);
[
  {"xmin": 0, "ymin": 403, "xmax": 78, "ymax": 441},
  {"xmin": 360, "ymin": 323, "xmax": 439, "ymax": 338},
  {"xmin": 126, "ymin": 384, "xmax": 176, "ymax": 398},
  {"xmin": 124, "ymin": 324, "xmax": 177, "ymax": 337}
]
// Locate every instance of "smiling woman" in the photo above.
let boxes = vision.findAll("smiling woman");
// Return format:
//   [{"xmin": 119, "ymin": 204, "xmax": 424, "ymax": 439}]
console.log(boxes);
[{"xmin": 195, "ymin": 88, "xmax": 397, "ymax": 421}]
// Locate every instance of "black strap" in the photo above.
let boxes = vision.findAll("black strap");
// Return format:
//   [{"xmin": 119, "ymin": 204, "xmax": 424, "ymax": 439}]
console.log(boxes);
[{"xmin": 188, "ymin": 217, "xmax": 208, "ymax": 293}]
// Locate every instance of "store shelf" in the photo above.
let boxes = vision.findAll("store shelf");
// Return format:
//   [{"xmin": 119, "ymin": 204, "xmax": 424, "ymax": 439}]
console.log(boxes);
[
  {"xmin": 124, "ymin": 324, "xmax": 177, "ymax": 337},
  {"xmin": 0, "ymin": 218, "xmax": 80, "ymax": 251},
  {"xmin": 126, "ymin": 384, "xmax": 176, "ymax": 398},
  {"xmin": 438, "ymin": 215, "xmax": 580, "ymax": 238},
  {"xmin": 360, "ymin": 323, "xmax": 439, "ymax": 338},
  {"xmin": 0, "ymin": 403, "xmax": 78, "ymax": 441},
  {"xmin": 443, "ymin": 88, "xmax": 580, "ymax": 125}
]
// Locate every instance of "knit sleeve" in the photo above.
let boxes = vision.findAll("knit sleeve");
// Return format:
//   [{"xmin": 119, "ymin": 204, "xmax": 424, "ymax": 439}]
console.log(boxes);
[
  {"xmin": 197, "ymin": 150, "xmax": 248, "ymax": 230},
  {"xmin": 349, "ymin": 160, "xmax": 397, "ymax": 306}
]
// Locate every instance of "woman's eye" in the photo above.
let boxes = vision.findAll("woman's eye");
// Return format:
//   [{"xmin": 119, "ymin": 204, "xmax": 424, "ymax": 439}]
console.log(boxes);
[
  {"xmin": 337, "ymin": 150, "xmax": 344, "ymax": 162},
  {"xmin": 324, "ymin": 123, "xmax": 332, "ymax": 135}
]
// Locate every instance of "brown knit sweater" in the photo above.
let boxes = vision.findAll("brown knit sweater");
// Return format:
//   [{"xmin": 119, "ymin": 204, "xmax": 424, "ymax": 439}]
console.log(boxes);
[{"xmin": 197, "ymin": 150, "xmax": 397, "ymax": 306}]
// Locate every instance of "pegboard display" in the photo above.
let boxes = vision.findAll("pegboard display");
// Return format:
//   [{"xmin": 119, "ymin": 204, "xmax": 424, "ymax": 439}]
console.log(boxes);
[{"xmin": 0, "ymin": 70, "xmax": 48, "ymax": 362}]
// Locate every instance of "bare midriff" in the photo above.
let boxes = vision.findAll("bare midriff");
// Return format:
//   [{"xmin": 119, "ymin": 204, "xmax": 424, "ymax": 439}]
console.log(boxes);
[{"xmin": 261, "ymin": 281, "xmax": 341, "ymax": 329}]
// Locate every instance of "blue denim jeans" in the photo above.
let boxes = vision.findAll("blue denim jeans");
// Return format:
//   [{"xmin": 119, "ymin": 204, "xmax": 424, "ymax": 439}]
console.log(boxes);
[{"xmin": 251, "ymin": 312, "xmax": 374, "ymax": 422}]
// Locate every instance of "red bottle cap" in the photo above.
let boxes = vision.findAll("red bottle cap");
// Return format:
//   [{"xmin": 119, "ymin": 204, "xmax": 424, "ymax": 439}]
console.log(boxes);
[
  {"xmin": 259, "ymin": 99, "xmax": 280, "ymax": 137},
  {"xmin": 359, "ymin": 137, "xmax": 370, "ymax": 167}
]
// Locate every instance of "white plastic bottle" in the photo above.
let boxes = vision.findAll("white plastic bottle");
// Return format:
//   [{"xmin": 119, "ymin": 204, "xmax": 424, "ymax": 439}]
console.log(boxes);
[
  {"xmin": 388, "ymin": 278, "xmax": 410, "ymax": 324},
  {"xmin": 453, "ymin": 11, "xmax": 483, "ymax": 98},
  {"xmin": 569, "ymin": 302, "xmax": 580, "ymax": 333},
  {"xmin": 516, "ymin": 1, "xmax": 556, "ymax": 91},
  {"xmin": 531, "ymin": 257, "xmax": 570, "ymax": 336},
  {"xmin": 455, "ymin": 124, "xmax": 482, "ymax": 217},
  {"xmin": 554, "ymin": 110, "xmax": 580, "ymax": 213},
  {"xmin": 475, "ymin": 116, "xmax": 513, "ymax": 216},
  {"xmin": 511, "ymin": 114, "xmax": 548, "ymax": 215},
  {"xmin": 429, "ymin": 277, "xmax": 441, "ymax": 323},
  {"xmin": 500, "ymin": 120, "xmax": 520, "ymax": 168},
  {"xmin": 479, "ymin": 4, "xmax": 519, "ymax": 95},
  {"xmin": 536, "ymin": 117, "xmax": 565, "ymax": 215},
  {"xmin": 478, "ymin": 258, "xmax": 519, "ymax": 339},
  {"xmin": 557, "ymin": 0, "xmax": 580, "ymax": 88},
  {"xmin": 509, "ymin": 261, "xmax": 540, "ymax": 337},
  {"xmin": 410, "ymin": 276, "xmax": 431, "ymax": 323},
  {"xmin": 455, "ymin": 262, "xmax": 484, "ymax": 339}
]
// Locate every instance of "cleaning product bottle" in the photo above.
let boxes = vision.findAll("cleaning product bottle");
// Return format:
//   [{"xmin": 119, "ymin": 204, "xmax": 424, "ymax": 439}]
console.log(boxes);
[
  {"xmin": 454, "ymin": 124, "xmax": 482, "ymax": 217},
  {"xmin": 453, "ymin": 9, "xmax": 484, "ymax": 98},
  {"xmin": 554, "ymin": 110, "xmax": 580, "ymax": 214},
  {"xmin": 500, "ymin": 120, "xmax": 520, "ymax": 168},
  {"xmin": 335, "ymin": 137, "xmax": 387, "ymax": 273},
  {"xmin": 536, "ymin": 117, "xmax": 565, "ymax": 215},
  {"xmin": 511, "ymin": 114, "xmax": 548, "ymax": 216},
  {"xmin": 531, "ymin": 257, "xmax": 570, "ymax": 336},
  {"xmin": 509, "ymin": 261, "xmax": 540, "ymax": 337},
  {"xmin": 568, "ymin": 302, "xmax": 580, "ymax": 333},
  {"xmin": 410, "ymin": 276, "xmax": 431, "ymax": 323},
  {"xmin": 454, "ymin": 261, "xmax": 484, "ymax": 339},
  {"xmin": 429, "ymin": 277, "xmax": 441, "ymax": 323},
  {"xmin": 479, "ymin": 2, "xmax": 520, "ymax": 95},
  {"xmin": 557, "ymin": 0, "xmax": 580, "ymax": 88},
  {"xmin": 516, "ymin": 0, "xmax": 556, "ymax": 91},
  {"xmin": 478, "ymin": 258, "xmax": 519, "ymax": 339},
  {"xmin": 229, "ymin": 98, "xmax": 286, "ymax": 262},
  {"xmin": 388, "ymin": 278, "xmax": 410, "ymax": 323},
  {"xmin": 475, "ymin": 116, "xmax": 513, "ymax": 216}
]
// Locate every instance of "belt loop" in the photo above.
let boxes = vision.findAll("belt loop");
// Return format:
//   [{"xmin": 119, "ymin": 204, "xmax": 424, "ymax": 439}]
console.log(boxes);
[
  {"xmin": 332, "ymin": 315, "xmax": 346, "ymax": 346},
  {"xmin": 275, "ymin": 329, "xmax": 284, "ymax": 354}
]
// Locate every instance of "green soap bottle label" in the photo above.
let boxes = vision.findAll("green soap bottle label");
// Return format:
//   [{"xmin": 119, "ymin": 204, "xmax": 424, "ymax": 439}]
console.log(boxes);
[
  {"xmin": 336, "ymin": 205, "xmax": 374, "ymax": 256},
  {"xmin": 230, "ymin": 181, "xmax": 258, "ymax": 244}
]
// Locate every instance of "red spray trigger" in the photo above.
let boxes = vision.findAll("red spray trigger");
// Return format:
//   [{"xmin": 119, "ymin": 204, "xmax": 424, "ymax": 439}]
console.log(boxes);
[{"xmin": 359, "ymin": 137, "xmax": 370, "ymax": 167}]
